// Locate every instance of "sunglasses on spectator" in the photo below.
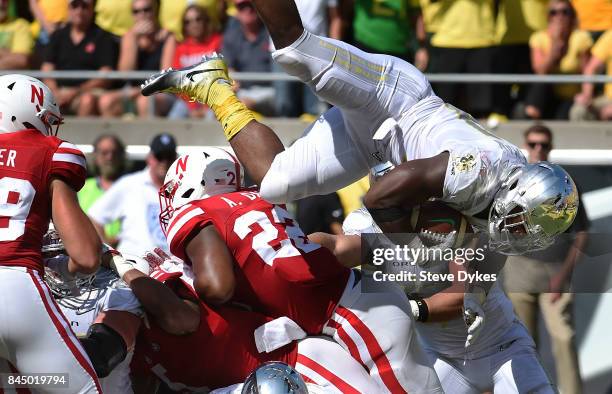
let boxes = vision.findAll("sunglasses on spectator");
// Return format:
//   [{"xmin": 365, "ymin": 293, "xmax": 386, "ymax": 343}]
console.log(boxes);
[
  {"xmin": 548, "ymin": 8, "xmax": 572, "ymax": 16},
  {"xmin": 132, "ymin": 6, "xmax": 154, "ymax": 15},
  {"xmin": 235, "ymin": 2, "xmax": 254, "ymax": 11},
  {"xmin": 527, "ymin": 142, "xmax": 552, "ymax": 150},
  {"xmin": 184, "ymin": 16, "xmax": 204, "ymax": 25},
  {"xmin": 69, "ymin": 0, "xmax": 91, "ymax": 9}
]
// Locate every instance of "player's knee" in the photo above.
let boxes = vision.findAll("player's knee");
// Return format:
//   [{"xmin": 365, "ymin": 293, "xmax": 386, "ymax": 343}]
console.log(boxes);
[
  {"xmin": 79, "ymin": 323, "xmax": 127, "ymax": 378},
  {"xmin": 260, "ymin": 167, "xmax": 291, "ymax": 204},
  {"xmin": 272, "ymin": 30, "xmax": 323, "ymax": 83}
]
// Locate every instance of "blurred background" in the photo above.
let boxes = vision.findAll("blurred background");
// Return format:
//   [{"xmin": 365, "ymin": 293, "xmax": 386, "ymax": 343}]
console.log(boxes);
[{"xmin": 2, "ymin": 0, "xmax": 611, "ymax": 392}]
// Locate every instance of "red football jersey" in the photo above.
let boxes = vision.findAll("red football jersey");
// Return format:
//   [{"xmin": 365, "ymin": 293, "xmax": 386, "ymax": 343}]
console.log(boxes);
[
  {"xmin": 131, "ymin": 275, "xmax": 297, "ymax": 391},
  {"xmin": 0, "ymin": 130, "xmax": 86, "ymax": 272},
  {"xmin": 165, "ymin": 190, "xmax": 350, "ymax": 334}
]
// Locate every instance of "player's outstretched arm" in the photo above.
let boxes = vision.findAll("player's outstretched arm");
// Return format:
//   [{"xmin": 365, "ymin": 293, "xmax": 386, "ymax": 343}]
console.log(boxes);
[
  {"xmin": 122, "ymin": 269, "xmax": 200, "ymax": 335},
  {"xmin": 50, "ymin": 178, "xmax": 101, "ymax": 274},
  {"xmin": 308, "ymin": 232, "xmax": 363, "ymax": 268},
  {"xmin": 187, "ymin": 225, "xmax": 236, "ymax": 305},
  {"xmin": 249, "ymin": 0, "xmax": 304, "ymax": 49},
  {"xmin": 364, "ymin": 153, "xmax": 448, "ymax": 232}
]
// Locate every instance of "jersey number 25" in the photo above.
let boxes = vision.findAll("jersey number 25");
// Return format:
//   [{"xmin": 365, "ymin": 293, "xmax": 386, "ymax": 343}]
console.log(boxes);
[{"xmin": 233, "ymin": 205, "xmax": 320, "ymax": 266}]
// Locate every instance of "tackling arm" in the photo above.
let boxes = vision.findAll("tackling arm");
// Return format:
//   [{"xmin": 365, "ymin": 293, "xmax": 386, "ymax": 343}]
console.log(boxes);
[
  {"xmin": 122, "ymin": 268, "xmax": 200, "ymax": 335},
  {"xmin": 308, "ymin": 232, "xmax": 363, "ymax": 268},
  {"xmin": 50, "ymin": 178, "xmax": 101, "ymax": 274}
]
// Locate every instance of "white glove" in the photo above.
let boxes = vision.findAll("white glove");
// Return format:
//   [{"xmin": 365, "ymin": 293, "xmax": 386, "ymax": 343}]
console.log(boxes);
[
  {"xmin": 463, "ymin": 286, "xmax": 486, "ymax": 348},
  {"xmin": 109, "ymin": 253, "xmax": 150, "ymax": 280}
]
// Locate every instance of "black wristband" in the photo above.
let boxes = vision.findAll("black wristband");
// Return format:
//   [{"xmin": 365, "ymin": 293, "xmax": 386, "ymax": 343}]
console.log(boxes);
[
  {"xmin": 414, "ymin": 298, "xmax": 429, "ymax": 322},
  {"xmin": 368, "ymin": 207, "xmax": 407, "ymax": 223}
]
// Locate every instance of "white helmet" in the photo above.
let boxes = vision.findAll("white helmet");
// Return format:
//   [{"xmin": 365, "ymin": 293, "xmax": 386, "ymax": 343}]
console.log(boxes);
[
  {"xmin": 159, "ymin": 147, "xmax": 243, "ymax": 233},
  {"xmin": 0, "ymin": 74, "xmax": 63, "ymax": 136}
]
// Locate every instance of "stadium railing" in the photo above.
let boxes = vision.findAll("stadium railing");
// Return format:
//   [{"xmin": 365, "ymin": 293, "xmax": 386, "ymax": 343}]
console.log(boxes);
[{"xmin": 4, "ymin": 70, "xmax": 612, "ymax": 84}]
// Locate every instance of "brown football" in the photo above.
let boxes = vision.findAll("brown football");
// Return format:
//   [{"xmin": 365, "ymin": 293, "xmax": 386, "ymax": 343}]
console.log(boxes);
[{"xmin": 408, "ymin": 201, "xmax": 473, "ymax": 247}]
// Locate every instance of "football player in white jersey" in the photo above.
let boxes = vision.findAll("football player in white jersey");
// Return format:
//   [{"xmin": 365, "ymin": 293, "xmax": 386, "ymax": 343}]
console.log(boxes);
[
  {"xmin": 320, "ymin": 208, "xmax": 556, "ymax": 394},
  {"xmin": 141, "ymin": 0, "xmax": 578, "ymax": 259},
  {"xmin": 41, "ymin": 227, "xmax": 143, "ymax": 394}
]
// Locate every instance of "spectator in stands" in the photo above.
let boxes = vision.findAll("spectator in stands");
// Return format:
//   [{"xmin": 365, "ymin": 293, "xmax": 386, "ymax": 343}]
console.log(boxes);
[
  {"xmin": 28, "ymin": 0, "xmax": 68, "ymax": 47},
  {"xmin": 525, "ymin": 0, "xmax": 592, "ymax": 119},
  {"xmin": 95, "ymin": 0, "xmax": 133, "ymax": 38},
  {"xmin": 352, "ymin": 0, "xmax": 421, "ymax": 62},
  {"xmin": 222, "ymin": 0, "xmax": 274, "ymax": 116},
  {"xmin": 78, "ymin": 134, "xmax": 126, "ymax": 247},
  {"xmin": 160, "ymin": 0, "xmax": 226, "ymax": 40},
  {"xmin": 98, "ymin": 0, "xmax": 175, "ymax": 118},
  {"xmin": 571, "ymin": 29, "xmax": 612, "ymax": 120},
  {"xmin": 504, "ymin": 124, "xmax": 588, "ymax": 394},
  {"xmin": 296, "ymin": 193, "xmax": 344, "ymax": 235},
  {"xmin": 167, "ymin": 4, "xmax": 223, "ymax": 119},
  {"xmin": 0, "ymin": 0, "xmax": 33, "ymax": 69},
  {"xmin": 89, "ymin": 133, "xmax": 177, "ymax": 256},
  {"xmin": 416, "ymin": 0, "xmax": 443, "ymax": 71},
  {"xmin": 428, "ymin": 0, "xmax": 497, "ymax": 118},
  {"xmin": 491, "ymin": 0, "xmax": 548, "ymax": 122},
  {"xmin": 274, "ymin": 0, "xmax": 341, "ymax": 117},
  {"xmin": 41, "ymin": 0, "xmax": 118, "ymax": 116},
  {"xmin": 571, "ymin": 0, "xmax": 612, "ymax": 41}
]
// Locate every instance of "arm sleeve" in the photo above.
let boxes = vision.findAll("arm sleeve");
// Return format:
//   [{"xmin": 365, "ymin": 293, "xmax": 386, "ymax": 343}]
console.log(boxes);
[
  {"xmin": 88, "ymin": 178, "xmax": 127, "ymax": 225},
  {"xmin": 441, "ymin": 146, "xmax": 482, "ymax": 210},
  {"xmin": 49, "ymin": 141, "xmax": 88, "ymax": 191}
]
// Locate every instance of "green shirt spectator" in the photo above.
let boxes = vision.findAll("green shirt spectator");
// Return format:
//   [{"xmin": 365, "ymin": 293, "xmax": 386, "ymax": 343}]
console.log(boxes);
[
  {"xmin": 352, "ymin": 0, "xmax": 420, "ymax": 60},
  {"xmin": 78, "ymin": 134, "xmax": 126, "ymax": 246},
  {"xmin": 79, "ymin": 178, "xmax": 122, "ymax": 239}
]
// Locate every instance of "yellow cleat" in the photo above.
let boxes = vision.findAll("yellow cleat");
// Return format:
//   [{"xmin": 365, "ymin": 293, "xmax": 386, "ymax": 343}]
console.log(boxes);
[{"xmin": 141, "ymin": 52, "xmax": 232, "ymax": 105}]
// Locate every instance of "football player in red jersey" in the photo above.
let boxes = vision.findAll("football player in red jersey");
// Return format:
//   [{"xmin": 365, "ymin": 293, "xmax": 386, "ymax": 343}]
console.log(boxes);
[
  {"xmin": 0, "ymin": 74, "xmax": 102, "ymax": 392},
  {"xmin": 157, "ymin": 148, "xmax": 442, "ymax": 394},
  {"xmin": 108, "ymin": 250, "xmax": 381, "ymax": 393}
]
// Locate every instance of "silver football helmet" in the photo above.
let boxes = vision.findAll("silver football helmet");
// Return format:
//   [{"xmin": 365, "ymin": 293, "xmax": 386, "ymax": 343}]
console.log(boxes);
[
  {"xmin": 242, "ymin": 362, "xmax": 308, "ymax": 394},
  {"xmin": 489, "ymin": 162, "xmax": 578, "ymax": 255},
  {"xmin": 42, "ymin": 227, "xmax": 97, "ymax": 313}
]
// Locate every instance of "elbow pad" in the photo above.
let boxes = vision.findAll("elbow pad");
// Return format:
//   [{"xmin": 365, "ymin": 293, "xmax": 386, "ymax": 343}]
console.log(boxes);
[{"xmin": 79, "ymin": 323, "xmax": 127, "ymax": 378}]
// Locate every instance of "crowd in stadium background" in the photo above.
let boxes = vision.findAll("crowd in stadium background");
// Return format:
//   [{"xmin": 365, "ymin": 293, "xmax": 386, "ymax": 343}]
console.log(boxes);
[{"xmin": 0, "ymin": 0, "xmax": 610, "ymax": 121}]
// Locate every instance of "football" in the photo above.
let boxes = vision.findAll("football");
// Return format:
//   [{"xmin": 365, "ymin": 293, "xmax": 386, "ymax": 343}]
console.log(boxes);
[{"xmin": 408, "ymin": 201, "xmax": 473, "ymax": 248}]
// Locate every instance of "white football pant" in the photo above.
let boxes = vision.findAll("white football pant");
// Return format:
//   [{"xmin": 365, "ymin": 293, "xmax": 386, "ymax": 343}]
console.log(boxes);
[
  {"xmin": 0, "ymin": 266, "xmax": 101, "ymax": 393},
  {"xmin": 323, "ymin": 270, "xmax": 443, "ymax": 394}
]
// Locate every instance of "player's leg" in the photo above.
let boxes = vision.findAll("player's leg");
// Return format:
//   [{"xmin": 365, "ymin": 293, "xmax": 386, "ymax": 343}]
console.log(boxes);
[
  {"xmin": 1, "ymin": 268, "xmax": 101, "ymax": 393},
  {"xmin": 430, "ymin": 354, "xmax": 481, "ymax": 394},
  {"xmin": 325, "ymin": 270, "xmax": 442, "ymax": 393},
  {"xmin": 259, "ymin": 107, "xmax": 369, "ymax": 203},
  {"xmin": 294, "ymin": 336, "xmax": 382, "ymax": 394},
  {"xmin": 272, "ymin": 31, "xmax": 432, "ymax": 118}
]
